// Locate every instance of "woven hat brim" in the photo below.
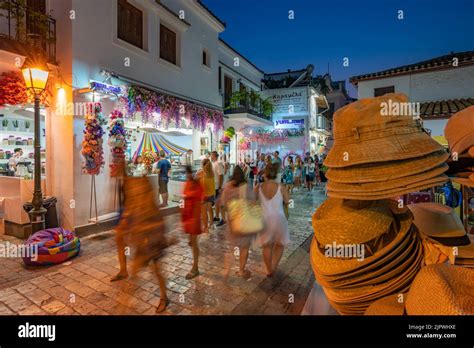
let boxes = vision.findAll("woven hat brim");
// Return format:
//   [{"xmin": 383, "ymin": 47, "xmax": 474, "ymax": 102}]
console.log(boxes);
[
  {"xmin": 313, "ymin": 223, "xmax": 414, "ymax": 285},
  {"xmin": 452, "ymin": 176, "xmax": 474, "ymax": 188},
  {"xmin": 324, "ymin": 130, "xmax": 443, "ymax": 168},
  {"xmin": 327, "ymin": 164, "xmax": 448, "ymax": 193},
  {"xmin": 405, "ymin": 264, "xmax": 474, "ymax": 315},
  {"xmin": 327, "ymin": 175, "xmax": 448, "ymax": 200},
  {"xmin": 324, "ymin": 243, "xmax": 422, "ymax": 302},
  {"xmin": 326, "ymin": 151, "xmax": 449, "ymax": 184},
  {"xmin": 365, "ymin": 294, "xmax": 406, "ymax": 315},
  {"xmin": 320, "ymin": 231, "xmax": 419, "ymax": 289},
  {"xmin": 310, "ymin": 212, "xmax": 413, "ymax": 276}
]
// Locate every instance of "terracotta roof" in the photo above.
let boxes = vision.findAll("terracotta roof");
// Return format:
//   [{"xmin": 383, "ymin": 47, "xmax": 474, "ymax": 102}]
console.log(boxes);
[
  {"xmin": 350, "ymin": 51, "xmax": 474, "ymax": 85},
  {"xmin": 420, "ymin": 97, "xmax": 474, "ymax": 119}
]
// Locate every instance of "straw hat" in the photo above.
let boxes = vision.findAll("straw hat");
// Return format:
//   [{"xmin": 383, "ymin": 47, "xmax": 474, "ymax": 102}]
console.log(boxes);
[
  {"xmin": 405, "ymin": 264, "xmax": 474, "ymax": 315},
  {"xmin": 327, "ymin": 175, "xmax": 448, "ymax": 200},
  {"xmin": 365, "ymin": 294, "xmax": 406, "ymax": 315},
  {"xmin": 327, "ymin": 164, "xmax": 448, "ymax": 193},
  {"xmin": 452, "ymin": 175, "xmax": 474, "ymax": 188},
  {"xmin": 324, "ymin": 93, "xmax": 444, "ymax": 168},
  {"xmin": 408, "ymin": 203, "xmax": 471, "ymax": 246},
  {"xmin": 444, "ymin": 105, "xmax": 474, "ymax": 156},
  {"xmin": 326, "ymin": 150, "xmax": 449, "ymax": 184}
]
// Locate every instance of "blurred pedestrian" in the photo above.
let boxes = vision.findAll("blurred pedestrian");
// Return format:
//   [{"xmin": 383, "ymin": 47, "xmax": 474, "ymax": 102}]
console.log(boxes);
[
  {"xmin": 153, "ymin": 151, "xmax": 172, "ymax": 207},
  {"xmin": 294, "ymin": 156, "xmax": 303, "ymax": 188},
  {"xmin": 114, "ymin": 175, "xmax": 173, "ymax": 313},
  {"xmin": 211, "ymin": 151, "xmax": 225, "ymax": 226},
  {"xmin": 254, "ymin": 163, "xmax": 290, "ymax": 277},
  {"xmin": 195, "ymin": 158, "xmax": 215, "ymax": 233},
  {"xmin": 221, "ymin": 166, "xmax": 255, "ymax": 279},
  {"xmin": 181, "ymin": 166, "xmax": 203, "ymax": 279}
]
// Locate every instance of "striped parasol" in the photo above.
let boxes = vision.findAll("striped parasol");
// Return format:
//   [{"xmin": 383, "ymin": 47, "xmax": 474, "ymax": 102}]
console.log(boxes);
[{"xmin": 132, "ymin": 132, "xmax": 188, "ymax": 161}]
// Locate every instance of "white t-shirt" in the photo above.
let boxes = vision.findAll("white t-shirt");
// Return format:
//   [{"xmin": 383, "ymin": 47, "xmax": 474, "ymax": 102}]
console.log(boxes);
[{"xmin": 212, "ymin": 160, "xmax": 224, "ymax": 188}]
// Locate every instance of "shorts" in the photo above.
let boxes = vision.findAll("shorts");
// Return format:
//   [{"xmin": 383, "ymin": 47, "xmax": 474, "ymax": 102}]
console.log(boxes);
[
  {"xmin": 158, "ymin": 179, "xmax": 168, "ymax": 194},
  {"xmin": 204, "ymin": 195, "xmax": 215, "ymax": 203},
  {"xmin": 306, "ymin": 174, "xmax": 315, "ymax": 182}
]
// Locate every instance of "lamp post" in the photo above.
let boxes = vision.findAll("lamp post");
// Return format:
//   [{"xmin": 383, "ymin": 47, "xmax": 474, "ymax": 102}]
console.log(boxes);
[{"xmin": 21, "ymin": 56, "xmax": 50, "ymax": 233}]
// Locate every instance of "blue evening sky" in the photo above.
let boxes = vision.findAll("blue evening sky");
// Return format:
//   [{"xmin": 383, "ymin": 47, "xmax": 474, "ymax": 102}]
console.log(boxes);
[{"xmin": 202, "ymin": 0, "xmax": 474, "ymax": 97}]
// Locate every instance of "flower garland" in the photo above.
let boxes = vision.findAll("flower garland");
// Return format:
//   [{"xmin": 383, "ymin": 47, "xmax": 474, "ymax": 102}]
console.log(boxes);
[
  {"xmin": 119, "ymin": 85, "xmax": 224, "ymax": 132},
  {"xmin": 81, "ymin": 103, "xmax": 106, "ymax": 175},
  {"xmin": 239, "ymin": 127, "xmax": 305, "ymax": 145},
  {"xmin": 220, "ymin": 127, "xmax": 235, "ymax": 144},
  {"xmin": 108, "ymin": 110, "xmax": 127, "ymax": 177},
  {"xmin": 0, "ymin": 71, "xmax": 51, "ymax": 107},
  {"xmin": 142, "ymin": 151, "xmax": 155, "ymax": 174}
]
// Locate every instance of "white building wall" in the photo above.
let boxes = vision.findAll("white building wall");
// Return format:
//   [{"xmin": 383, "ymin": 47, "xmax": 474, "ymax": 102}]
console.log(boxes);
[{"xmin": 356, "ymin": 65, "xmax": 474, "ymax": 102}]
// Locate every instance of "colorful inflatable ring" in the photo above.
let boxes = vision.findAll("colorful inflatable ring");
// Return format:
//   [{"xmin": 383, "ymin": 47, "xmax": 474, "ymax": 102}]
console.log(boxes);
[{"xmin": 23, "ymin": 228, "xmax": 81, "ymax": 266}]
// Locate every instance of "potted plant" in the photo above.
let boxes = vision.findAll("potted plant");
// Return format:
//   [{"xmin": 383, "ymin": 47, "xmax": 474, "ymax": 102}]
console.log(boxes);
[
  {"xmin": 12, "ymin": 120, "xmax": 19, "ymax": 130},
  {"xmin": 24, "ymin": 120, "xmax": 30, "ymax": 131},
  {"xmin": 261, "ymin": 97, "xmax": 274, "ymax": 118}
]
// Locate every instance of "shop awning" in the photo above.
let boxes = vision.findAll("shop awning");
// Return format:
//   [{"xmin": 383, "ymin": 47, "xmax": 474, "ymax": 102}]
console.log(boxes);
[{"xmin": 133, "ymin": 132, "xmax": 188, "ymax": 160}]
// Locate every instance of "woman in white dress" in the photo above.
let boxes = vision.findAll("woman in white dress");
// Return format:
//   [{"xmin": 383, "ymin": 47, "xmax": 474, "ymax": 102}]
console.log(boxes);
[{"xmin": 254, "ymin": 163, "xmax": 290, "ymax": 277}]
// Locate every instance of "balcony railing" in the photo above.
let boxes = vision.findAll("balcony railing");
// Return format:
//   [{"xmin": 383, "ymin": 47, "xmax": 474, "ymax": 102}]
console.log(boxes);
[
  {"xmin": 0, "ymin": 0, "xmax": 56, "ymax": 62},
  {"xmin": 224, "ymin": 91, "xmax": 273, "ymax": 121}
]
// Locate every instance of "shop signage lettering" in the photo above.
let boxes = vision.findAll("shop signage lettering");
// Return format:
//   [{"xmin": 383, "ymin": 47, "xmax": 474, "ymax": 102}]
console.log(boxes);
[
  {"xmin": 263, "ymin": 87, "xmax": 308, "ymax": 117},
  {"xmin": 275, "ymin": 119, "xmax": 305, "ymax": 129},
  {"xmin": 90, "ymin": 81, "xmax": 122, "ymax": 95}
]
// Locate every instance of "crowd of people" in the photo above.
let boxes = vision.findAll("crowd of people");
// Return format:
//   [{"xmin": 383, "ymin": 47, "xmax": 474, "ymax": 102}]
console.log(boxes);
[{"xmin": 112, "ymin": 149, "xmax": 325, "ymax": 313}]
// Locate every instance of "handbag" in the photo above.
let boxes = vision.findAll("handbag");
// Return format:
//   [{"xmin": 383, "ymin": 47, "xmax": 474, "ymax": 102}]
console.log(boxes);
[{"xmin": 227, "ymin": 184, "xmax": 264, "ymax": 235}]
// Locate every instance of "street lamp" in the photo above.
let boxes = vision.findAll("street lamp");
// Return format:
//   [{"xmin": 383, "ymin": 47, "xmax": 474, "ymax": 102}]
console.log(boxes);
[{"xmin": 21, "ymin": 56, "xmax": 50, "ymax": 233}]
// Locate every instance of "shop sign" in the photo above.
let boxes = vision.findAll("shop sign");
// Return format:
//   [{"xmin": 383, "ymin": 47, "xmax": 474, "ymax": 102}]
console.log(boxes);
[
  {"xmin": 263, "ymin": 87, "xmax": 308, "ymax": 117},
  {"xmin": 90, "ymin": 81, "xmax": 122, "ymax": 95},
  {"xmin": 274, "ymin": 118, "xmax": 305, "ymax": 129}
]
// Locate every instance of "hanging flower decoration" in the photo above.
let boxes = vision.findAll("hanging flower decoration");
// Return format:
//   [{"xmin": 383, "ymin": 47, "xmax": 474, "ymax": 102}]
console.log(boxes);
[
  {"xmin": 141, "ymin": 151, "xmax": 155, "ymax": 174},
  {"xmin": 119, "ymin": 85, "xmax": 224, "ymax": 132},
  {"xmin": 0, "ymin": 71, "xmax": 51, "ymax": 107},
  {"xmin": 239, "ymin": 138, "xmax": 251, "ymax": 151},
  {"xmin": 239, "ymin": 127, "xmax": 305, "ymax": 145},
  {"xmin": 81, "ymin": 103, "xmax": 106, "ymax": 175},
  {"xmin": 108, "ymin": 110, "xmax": 127, "ymax": 177},
  {"xmin": 220, "ymin": 127, "xmax": 235, "ymax": 144}
]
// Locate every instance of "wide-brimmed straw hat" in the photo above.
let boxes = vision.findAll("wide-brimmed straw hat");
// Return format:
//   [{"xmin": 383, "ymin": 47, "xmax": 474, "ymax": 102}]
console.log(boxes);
[
  {"xmin": 327, "ymin": 164, "xmax": 448, "ymax": 193},
  {"xmin": 445, "ymin": 105, "xmax": 474, "ymax": 157},
  {"xmin": 452, "ymin": 174, "xmax": 474, "ymax": 188},
  {"xmin": 408, "ymin": 203, "xmax": 470, "ymax": 246},
  {"xmin": 405, "ymin": 264, "xmax": 474, "ymax": 315},
  {"xmin": 324, "ymin": 93, "xmax": 444, "ymax": 168},
  {"xmin": 327, "ymin": 175, "xmax": 448, "ymax": 200},
  {"xmin": 326, "ymin": 150, "xmax": 449, "ymax": 184}
]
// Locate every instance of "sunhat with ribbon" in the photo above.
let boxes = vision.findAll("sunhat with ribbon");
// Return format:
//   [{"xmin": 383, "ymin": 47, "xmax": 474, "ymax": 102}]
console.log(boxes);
[
  {"xmin": 326, "ymin": 150, "xmax": 449, "ymax": 184},
  {"xmin": 408, "ymin": 202, "xmax": 470, "ymax": 246},
  {"xmin": 444, "ymin": 105, "xmax": 474, "ymax": 157},
  {"xmin": 324, "ymin": 93, "xmax": 444, "ymax": 168},
  {"xmin": 327, "ymin": 164, "xmax": 448, "ymax": 193},
  {"xmin": 405, "ymin": 264, "xmax": 474, "ymax": 315}
]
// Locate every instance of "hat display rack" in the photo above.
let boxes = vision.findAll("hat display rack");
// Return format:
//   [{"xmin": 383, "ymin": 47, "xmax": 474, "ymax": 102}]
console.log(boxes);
[{"xmin": 310, "ymin": 94, "xmax": 474, "ymax": 315}]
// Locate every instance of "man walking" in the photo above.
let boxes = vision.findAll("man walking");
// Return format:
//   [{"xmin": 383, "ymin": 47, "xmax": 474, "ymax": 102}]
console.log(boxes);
[
  {"xmin": 272, "ymin": 151, "xmax": 282, "ymax": 183},
  {"xmin": 154, "ymin": 151, "xmax": 172, "ymax": 207},
  {"xmin": 211, "ymin": 151, "xmax": 225, "ymax": 226}
]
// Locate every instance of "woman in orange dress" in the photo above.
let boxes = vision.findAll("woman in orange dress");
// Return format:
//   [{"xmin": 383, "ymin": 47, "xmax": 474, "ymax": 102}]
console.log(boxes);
[
  {"xmin": 195, "ymin": 158, "xmax": 215, "ymax": 233},
  {"xmin": 181, "ymin": 166, "xmax": 203, "ymax": 279}
]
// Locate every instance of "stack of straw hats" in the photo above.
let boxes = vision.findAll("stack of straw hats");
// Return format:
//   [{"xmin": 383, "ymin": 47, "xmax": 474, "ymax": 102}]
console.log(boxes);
[
  {"xmin": 445, "ymin": 105, "xmax": 474, "ymax": 188},
  {"xmin": 324, "ymin": 93, "xmax": 449, "ymax": 199},
  {"xmin": 310, "ymin": 198, "xmax": 423, "ymax": 315},
  {"xmin": 365, "ymin": 264, "xmax": 474, "ymax": 315},
  {"xmin": 408, "ymin": 203, "xmax": 474, "ymax": 267}
]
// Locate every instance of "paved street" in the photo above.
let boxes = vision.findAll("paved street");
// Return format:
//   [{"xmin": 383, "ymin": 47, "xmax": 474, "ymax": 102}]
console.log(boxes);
[{"xmin": 0, "ymin": 187, "xmax": 326, "ymax": 315}]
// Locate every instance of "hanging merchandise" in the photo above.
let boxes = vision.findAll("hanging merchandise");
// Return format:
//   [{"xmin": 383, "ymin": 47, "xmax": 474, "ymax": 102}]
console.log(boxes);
[
  {"xmin": 0, "ymin": 71, "xmax": 51, "ymax": 107},
  {"xmin": 81, "ymin": 103, "xmax": 106, "ymax": 175},
  {"xmin": 239, "ymin": 126, "xmax": 304, "ymax": 146},
  {"xmin": 220, "ymin": 127, "xmax": 235, "ymax": 144},
  {"xmin": 141, "ymin": 151, "xmax": 155, "ymax": 174},
  {"xmin": 119, "ymin": 85, "xmax": 224, "ymax": 132},
  {"xmin": 108, "ymin": 110, "xmax": 127, "ymax": 177}
]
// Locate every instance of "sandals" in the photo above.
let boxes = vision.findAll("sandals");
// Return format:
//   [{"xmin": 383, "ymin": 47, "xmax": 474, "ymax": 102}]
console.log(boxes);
[
  {"xmin": 156, "ymin": 298, "xmax": 169, "ymax": 313},
  {"xmin": 185, "ymin": 270, "xmax": 200, "ymax": 280},
  {"xmin": 110, "ymin": 272, "xmax": 128, "ymax": 282}
]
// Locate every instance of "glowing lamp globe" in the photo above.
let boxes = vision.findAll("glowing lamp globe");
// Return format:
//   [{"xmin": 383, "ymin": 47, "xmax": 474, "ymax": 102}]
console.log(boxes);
[{"xmin": 21, "ymin": 57, "xmax": 50, "ymax": 95}]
